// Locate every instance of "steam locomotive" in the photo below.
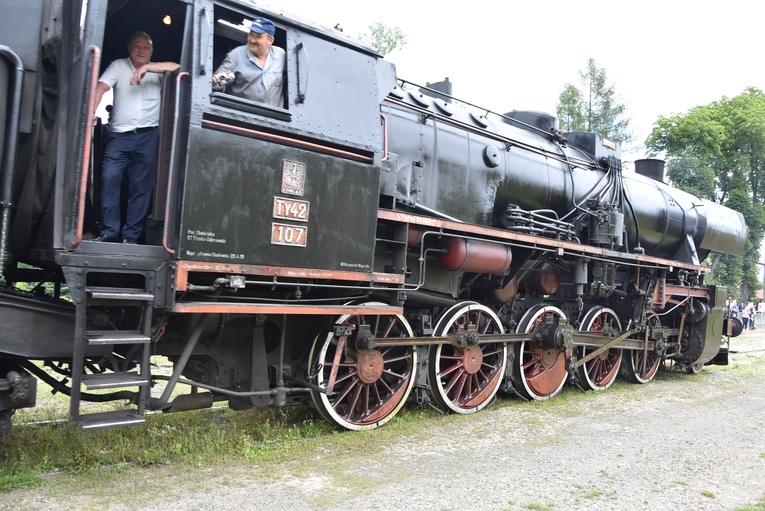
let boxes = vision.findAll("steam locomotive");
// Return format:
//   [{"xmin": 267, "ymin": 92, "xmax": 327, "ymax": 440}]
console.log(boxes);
[{"xmin": 0, "ymin": 0, "xmax": 747, "ymax": 436}]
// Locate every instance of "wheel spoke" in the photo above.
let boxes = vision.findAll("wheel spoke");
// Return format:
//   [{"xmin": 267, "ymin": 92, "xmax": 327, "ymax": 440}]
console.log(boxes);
[
  {"xmin": 381, "ymin": 368, "xmax": 407, "ymax": 382},
  {"xmin": 344, "ymin": 383, "xmax": 364, "ymax": 420},
  {"xmin": 333, "ymin": 371, "xmax": 356, "ymax": 386},
  {"xmin": 446, "ymin": 370, "xmax": 467, "ymax": 398},
  {"xmin": 439, "ymin": 360, "xmax": 464, "ymax": 378},
  {"xmin": 377, "ymin": 376, "xmax": 393, "ymax": 394},
  {"xmin": 334, "ymin": 378, "xmax": 358, "ymax": 406},
  {"xmin": 371, "ymin": 381, "xmax": 383, "ymax": 403}
]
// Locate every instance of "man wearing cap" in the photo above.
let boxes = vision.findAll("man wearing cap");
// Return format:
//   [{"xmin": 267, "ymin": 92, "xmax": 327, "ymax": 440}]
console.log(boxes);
[
  {"xmin": 92, "ymin": 31, "xmax": 179, "ymax": 244},
  {"xmin": 213, "ymin": 17, "xmax": 285, "ymax": 106}
]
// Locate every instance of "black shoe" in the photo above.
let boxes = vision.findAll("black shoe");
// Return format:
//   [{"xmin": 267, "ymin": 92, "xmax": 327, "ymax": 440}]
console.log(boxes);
[
  {"xmin": 122, "ymin": 238, "xmax": 137, "ymax": 245},
  {"xmin": 93, "ymin": 234, "xmax": 119, "ymax": 242}
]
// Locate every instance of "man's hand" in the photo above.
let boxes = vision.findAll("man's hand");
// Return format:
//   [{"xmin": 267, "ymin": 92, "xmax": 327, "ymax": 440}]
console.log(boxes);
[
  {"xmin": 131, "ymin": 66, "xmax": 148, "ymax": 85},
  {"xmin": 212, "ymin": 72, "xmax": 234, "ymax": 92}
]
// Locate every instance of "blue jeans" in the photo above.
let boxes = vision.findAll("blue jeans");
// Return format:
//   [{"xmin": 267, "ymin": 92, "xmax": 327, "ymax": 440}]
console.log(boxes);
[{"xmin": 100, "ymin": 128, "xmax": 158, "ymax": 240}]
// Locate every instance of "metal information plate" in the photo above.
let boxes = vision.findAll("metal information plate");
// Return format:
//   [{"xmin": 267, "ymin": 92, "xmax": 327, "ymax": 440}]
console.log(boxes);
[
  {"xmin": 281, "ymin": 159, "xmax": 306, "ymax": 196},
  {"xmin": 271, "ymin": 222, "xmax": 308, "ymax": 247},
  {"xmin": 273, "ymin": 197, "xmax": 310, "ymax": 222}
]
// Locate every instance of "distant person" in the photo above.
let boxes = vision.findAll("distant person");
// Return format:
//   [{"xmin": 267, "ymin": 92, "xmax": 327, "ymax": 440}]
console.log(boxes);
[
  {"xmin": 92, "ymin": 31, "xmax": 179, "ymax": 244},
  {"xmin": 212, "ymin": 17, "xmax": 285, "ymax": 106},
  {"xmin": 742, "ymin": 305, "xmax": 750, "ymax": 330},
  {"xmin": 749, "ymin": 305, "xmax": 756, "ymax": 330}
]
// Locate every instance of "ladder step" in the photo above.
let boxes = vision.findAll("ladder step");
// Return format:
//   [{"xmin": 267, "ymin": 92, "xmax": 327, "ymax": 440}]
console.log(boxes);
[
  {"xmin": 79, "ymin": 410, "xmax": 146, "ymax": 431},
  {"xmin": 87, "ymin": 286, "xmax": 155, "ymax": 302},
  {"xmin": 81, "ymin": 372, "xmax": 149, "ymax": 390},
  {"xmin": 85, "ymin": 330, "xmax": 151, "ymax": 345}
]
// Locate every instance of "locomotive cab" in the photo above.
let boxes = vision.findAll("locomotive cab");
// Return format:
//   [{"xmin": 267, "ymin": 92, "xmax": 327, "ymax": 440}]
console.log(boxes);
[{"xmin": 3, "ymin": 0, "xmax": 398, "ymax": 263}]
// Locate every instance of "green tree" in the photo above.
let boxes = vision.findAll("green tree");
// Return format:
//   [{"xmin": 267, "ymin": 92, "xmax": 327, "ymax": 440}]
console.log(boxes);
[
  {"xmin": 646, "ymin": 87, "xmax": 765, "ymax": 301},
  {"xmin": 359, "ymin": 22, "xmax": 406, "ymax": 56},
  {"xmin": 557, "ymin": 83, "xmax": 586, "ymax": 132},
  {"xmin": 665, "ymin": 153, "xmax": 717, "ymax": 201},
  {"xmin": 556, "ymin": 58, "xmax": 632, "ymax": 142}
]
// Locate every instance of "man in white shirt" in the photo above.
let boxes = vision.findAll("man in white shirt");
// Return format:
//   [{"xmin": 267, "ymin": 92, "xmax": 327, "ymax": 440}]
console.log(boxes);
[
  {"xmin": 213, "ymin": 17, "xmax": 285, "ymax": 107},
  {"xmin": 92, "ymin": 32, "xmax": 179, "ymax": 244}
]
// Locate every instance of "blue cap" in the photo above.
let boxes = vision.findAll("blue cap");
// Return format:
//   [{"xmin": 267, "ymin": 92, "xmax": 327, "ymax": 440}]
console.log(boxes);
[{"xmin": 250, "ymin": 17, "xmax": 275, "ymax": 36}]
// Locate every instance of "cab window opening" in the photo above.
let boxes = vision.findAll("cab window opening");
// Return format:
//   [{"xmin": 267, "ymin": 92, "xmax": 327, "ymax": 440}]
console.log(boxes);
[{"xmin": 211, "ymin": 5, "xmax": 288, "ymax": 114}]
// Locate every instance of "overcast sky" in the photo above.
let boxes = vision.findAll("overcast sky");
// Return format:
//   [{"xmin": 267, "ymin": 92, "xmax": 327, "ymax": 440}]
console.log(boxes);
[{"xmin": 269, "ymin": 0, "xmax": 764, "ymax": 162}]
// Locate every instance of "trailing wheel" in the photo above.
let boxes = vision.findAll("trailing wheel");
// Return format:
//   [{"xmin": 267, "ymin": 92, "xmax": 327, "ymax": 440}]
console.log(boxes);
[
  {"xmin": 309, "ymin": 303, "xmax": 417, "ymax": 430},
  {"xmin": 576, "ymin": 307, "xmax": 623, "ymax": 391},
  {"xmin": 514, "ymin": 304, "xmax": 568, "ymax": 400},
  {"xmin": 428, "ymin": 302, "xmax": 507, "ymax": 414}
]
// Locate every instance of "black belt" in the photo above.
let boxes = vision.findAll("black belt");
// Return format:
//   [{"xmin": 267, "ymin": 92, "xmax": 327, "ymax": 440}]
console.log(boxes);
[{"xmin": 122, "ymin": 126, "xmax": 158, "ymax": 134}]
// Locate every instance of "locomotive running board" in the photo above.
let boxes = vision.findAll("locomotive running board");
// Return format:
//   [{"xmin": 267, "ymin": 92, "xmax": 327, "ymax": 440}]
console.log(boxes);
[
  {"xmin": 172, "ymin": 302, "xmax": 403, "ymax": 315},
  {"xmin": 175, "ymin": 261, "xmax": 405, "ymax": 291}
]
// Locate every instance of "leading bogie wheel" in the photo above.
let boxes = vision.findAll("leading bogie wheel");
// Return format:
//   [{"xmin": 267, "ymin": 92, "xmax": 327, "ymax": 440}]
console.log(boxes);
[
  {"xmin": 622, "ymin": 346, "xmax": 661, "ymax": 384},
  {"xmin": 621, "ymin": 315, "xmax": 661, "ymax": 384},
  {"xmin": 621, "ymin": 315, "xmax": 662, "ymax": 384},
  {"xmin": 309, "ymin": 303, "xmax": 417, "ymax": 430},
  {"xmin": 427, "ymin": 302, "xmax": 507, "ymax": 414}
]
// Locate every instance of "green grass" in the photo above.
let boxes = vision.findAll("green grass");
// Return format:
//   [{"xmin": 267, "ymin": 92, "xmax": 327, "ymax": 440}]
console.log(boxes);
[
  {"xmin": 0, "ymin": 394, "xmax": 456, "ymax": 494},
  {"xmin": 736, "ymin": 496, "xmax": 765, "ymax": 511},
  {"xmin": 525, "ymin": 502, "xmax": 554, "ymax": 510},
  {"xmin": 0, "ymin": 469, "xmax": 44, "ymax": 493},
  {"xmin": 1, "ymin": 405, "xmax": 331, "ymax": 488}
]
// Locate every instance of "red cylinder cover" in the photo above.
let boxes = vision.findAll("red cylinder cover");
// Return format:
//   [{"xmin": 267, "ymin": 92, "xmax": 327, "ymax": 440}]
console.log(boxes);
[{"xmin": 439, "ymin": 238, "xmax": 512, "ymax": 274}]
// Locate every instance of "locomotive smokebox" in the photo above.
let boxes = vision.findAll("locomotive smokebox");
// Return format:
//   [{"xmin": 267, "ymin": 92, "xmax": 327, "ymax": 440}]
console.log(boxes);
[
  {"xmin": 635, "ymin": 159, "xmax": 666, "ymax": 183},
  {"xmin": 439, "ymin": 238, "xmax": 512, "ymax": 274}
]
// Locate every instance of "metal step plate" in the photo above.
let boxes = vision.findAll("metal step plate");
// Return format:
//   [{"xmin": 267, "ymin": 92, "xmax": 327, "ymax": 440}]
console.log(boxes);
[
  {"xmin": 87, "ymin": 286, "xmax": 155, "ymax": 301},
  {"xmin": 78, "ymin": 410, "xmax": 145, "ymax": 431},
  {"xmin": 81, "ymin": 372, "xmax": 149, "ymax": 389},
  {"xmin": 85, "ymin": 330, "xmax": 151, "ymax": 345}
]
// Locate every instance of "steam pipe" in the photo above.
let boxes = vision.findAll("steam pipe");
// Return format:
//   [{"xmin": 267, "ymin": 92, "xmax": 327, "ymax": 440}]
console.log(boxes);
[{"xmin": 0, "ymin": 46, "xmax": 24, "ymax": 271}]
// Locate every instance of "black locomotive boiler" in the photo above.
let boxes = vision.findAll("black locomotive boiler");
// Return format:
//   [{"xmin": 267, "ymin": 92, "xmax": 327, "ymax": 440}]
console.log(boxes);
[{"xmin": 0, "ymin": 0, "xmax": 747, "ymax": 435}]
